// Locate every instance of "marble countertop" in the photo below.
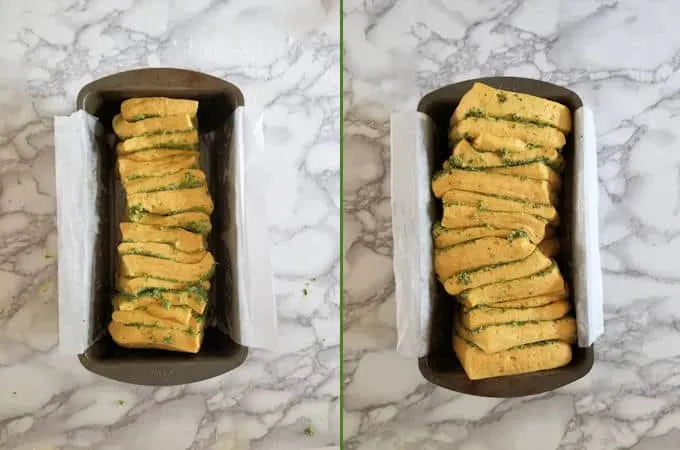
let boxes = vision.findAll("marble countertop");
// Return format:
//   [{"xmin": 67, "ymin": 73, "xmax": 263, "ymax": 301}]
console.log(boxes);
[
  {"xmin": 0, "ymin": 1, "xmax": 339, "ymax": 449},
  {"xmin": 343, "ymin": 0, "xmax": 680, "ymax": 448}
]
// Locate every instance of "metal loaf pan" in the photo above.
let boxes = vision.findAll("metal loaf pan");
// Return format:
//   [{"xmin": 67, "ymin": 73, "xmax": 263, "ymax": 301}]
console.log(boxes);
[
  {"xmin": 417, "ymin": 77, "xmax": 594, "ymax": 397},
  {"xmin": 76, "ymin": 68, "xmax": 247, "ymax": 385}
]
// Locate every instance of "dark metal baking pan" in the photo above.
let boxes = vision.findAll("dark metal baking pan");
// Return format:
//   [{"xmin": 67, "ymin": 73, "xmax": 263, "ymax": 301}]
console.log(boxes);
[
  {"xmin": 75, "ymin": 68, "xmax": 247, "ymax": 385},
  {"xmin": 417, "ymin": 77, "xmax": 594, "ymax": 397}
]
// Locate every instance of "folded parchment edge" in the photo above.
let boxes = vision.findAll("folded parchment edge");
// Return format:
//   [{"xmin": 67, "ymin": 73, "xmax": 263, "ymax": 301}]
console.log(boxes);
[
  {"xmin": 391, "ymin": 111, "xmax": 436, "ymax": 358},
  {"xmin": 54, "ymin": 111, "xmax": 99, "ymax": 355}
]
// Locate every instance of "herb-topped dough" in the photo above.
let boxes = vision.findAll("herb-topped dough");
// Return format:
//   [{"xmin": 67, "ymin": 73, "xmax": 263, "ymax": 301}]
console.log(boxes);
[
  {"xmin": 110, "ymin": 97, "xmax": 214, "ymax": 354},
  {"xmin": 113, "ymin": 114, "xmax": 195, "ymax": 139},
  {"xmin": 441, "ymin": 189, "xmax": 558, "ymax": 224},
  {"xmin": 450, "ymin": 116, "xmax": 566, "ymax": 149},
  {"xmin": 113, "ymin": 290, "xmax": 207, "ymax": 315},
  {"xmin": 116, "ymin": 130, "xmax": 199, "ymax": 154},
  {"xmin": 452, "ymin": 336, "xmax": 573, "ymax": 380},
  {"xmin": 485, "ymin": 163, "xmax": 561, "ymax": 188},
  {"xmin": 430, "ymin": 84, "xmax": 575, "ymax": 379},
  {"xmin": 452, "ymin": 82, "xmax": 572, "ymax": 133},
  {"xmin": 443, "ymin": 249, "xmax": 553, "ymax": 295},
  {"xmin": 122, "ymin": 169, "xmax": 206, "ymax": 194},
  {"xmin": 120, "ymin": 223, "xmax": 205, "ymax": 253},
  {"xmin": 112, "ymin": 309, "xmax": 204, "ymax": 333},
  {"xmin": 124, "ymin": 149, "xmax": 199, "ymax": 162},
  {"xmin": 433, "ymin": 169, "xmax": 558, "ymax": 205},
  {"xmin": 117, "ymin": 302, "xmax": 194, "ymax": 326},
  {"xmin": 454, "ymin": 315, "xmax": 577, "ymax": 353},
  {"xmin": 121, "ymin": 97, "xmax": 198, "ymax": 121},
  {"xmin": 461, "ymin": 300, "xmax": 571, "ymax": 329},
  {"xmin": 432, "ymin": 223, "xmax": 515, "ymax": 248},
  {"xmin": 127, "ymin": 210, "xmax": 212, "ymax": 235},
  {"xmin": 117, "ymin": 276, "xmax": 210, "ymax": 296},
  {"xmin": 118, "ymin": 153, "xmax": 200, "ymax": 181},
  {"xmin": 118, "ymin": 242, "xmax": 207, "ymax": 263},
  {"xmin": 441, "ymin": 203, "xmax": 548, "ymax": 244},
  {"xmin": 127, "ymin": 187, "xmax": 214, "ymax": 216},
  {"xmin": 108, "ymin": 321, "xmax": 203, "ymax": 353},
  {"xmin": 478, "ymin": 293, "xmax": 567, "ymax": 310},
  {"xmin": 119, "ymin": 252, "xmax": 215, "ymax": 282},
  {"xmin": 458, "ymin": 264, "xmax": 567, "ymax": 308},
  {"xmin": 473, "ymin": 133, "xmax": 558, "ymax": 154},
  {"xmin": 434, "ymin": 235, "xmax": 536, "ymax": 280},
  {"xmin": 448, "ymin": 138, "xmax": 563, "ymax": 171}
]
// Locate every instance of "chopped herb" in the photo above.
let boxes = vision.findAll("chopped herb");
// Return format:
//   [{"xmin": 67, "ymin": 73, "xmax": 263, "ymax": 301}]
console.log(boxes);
[
  {"xmin": 132, "ymin": 114, "xmax": 147, "ymax": 121},
  {"xmin": 476, "ymin": 200, "xmax": 484, "ymax": 211},
  {"xmin": 506, "ymin": 230, "xmax": 528, "ymax": 241},
  {"xmin": 432, "ymin": 222, "xmax": 445, "ymax": 236},
  {"xmin": 303, "ymin": 426, "xmax": 314, "ymax": 437},
  {"xmin": 457, "ymin": 272, "xmax": 471, "ymax": 285},
  {"xmin": 184, "ymin": 221, "xmax": 211, "ymax": 235},
  {"xmin": 181, "ymin": 171, "xmax": 202, "ymax": 188},
  {"xmin": 496, "ymin": 92, "xmax": 507, "ymax": 103},
  {"xmin": 503, "ymin": 113, "xmax": 553, "ymax": 128},
  {"xmin": 186, "ymin": 285, "xmax": 209, "ymax": 301},
  {"xmin": 161, "ymin": 299, "xmax": 171, "ymax": 309},
  {"xmin": 117, "ymin": 399, "xmax": 126, "ymax": 406},
  {"xmin": 162, "ymin": 335, "xmax": 173, "ymax": 344},
  {"xmin": 200, "ymin": 266, "xmax": 216, "ymax": 281},
  {"xmin": 519, "ymin": 175, "xmax": 528, "ymax": 181},
  {"xmin": 433, "ymin": 169, "xmax": 446, "ymax": 180},
  {"xmin": 303, "ymin": 288, "xmax": 308, "ymax": 296},
  {"xmin": 128, "ymin": 205, "xmax": 146, "ymax": 222},
  {"xmin": 448, "ymin": 155, "xmax": 466, "ymax": 168},
  {"xmin": 465, "ymin": 108, "xmax": 484, "ymax": 119},
  {"xmin": 526, "ymin": 143, "xmax": 541, "ymax": 149}
]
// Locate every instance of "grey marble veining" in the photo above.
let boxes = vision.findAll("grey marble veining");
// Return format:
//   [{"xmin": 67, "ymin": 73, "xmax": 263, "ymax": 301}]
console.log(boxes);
[
  {"xmin": 343, "ymin": 0, "xmax": 680, "ymax": 448},
  {"xmin": 0, "ymin": 1, "xmax": 339, "ymax": 449}
]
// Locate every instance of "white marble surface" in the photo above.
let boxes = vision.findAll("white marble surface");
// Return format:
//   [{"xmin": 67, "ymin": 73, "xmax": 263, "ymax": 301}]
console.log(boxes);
[
  {"xmin": 0, "ymin": 1, "xmax": 339, "ymax": 449},
  {"xmin": 343, "ymin": 0, "xmax": 680, "ymax": 449}
]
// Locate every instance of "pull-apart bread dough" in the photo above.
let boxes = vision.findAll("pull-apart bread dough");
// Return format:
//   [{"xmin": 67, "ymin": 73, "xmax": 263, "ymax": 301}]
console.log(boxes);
[
  {"xmin": 429, "ymin": 83, "xmax": 577, "ymax": 379},
  {"xmin": 108, "ymin": 97, "xmax": 214, "ymax": 353}
]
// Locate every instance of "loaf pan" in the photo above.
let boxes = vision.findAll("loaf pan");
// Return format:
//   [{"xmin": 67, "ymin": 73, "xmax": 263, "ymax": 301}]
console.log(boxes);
[
  {"xmin": 417, "ymin": 77, "xmax": 594, "ymax": 397},
  {"xmin": 75, "ymin": 68, "xmax": 247, "ymax": 385}
]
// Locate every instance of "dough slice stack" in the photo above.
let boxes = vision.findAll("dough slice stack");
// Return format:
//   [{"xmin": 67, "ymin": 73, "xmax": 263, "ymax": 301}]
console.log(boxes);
[
  {"xmin": 108, "ymin": 97, "xmax": 213, "ymax": 353},
  {"xmin": 431, "ymin": 83, "xmax": 576, "ymax": 380}
]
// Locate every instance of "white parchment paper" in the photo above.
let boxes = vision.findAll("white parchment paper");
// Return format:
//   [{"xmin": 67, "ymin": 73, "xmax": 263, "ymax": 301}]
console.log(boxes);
[
  {"xmin": 390, "ymin": 112, "xmax": 436, "ymax": 358},
  {"xmin": 54, "ymin": 106, "xmax": 278, "ymax": 355},
  {"xmin": 574, "ymin": 106, "xmax": 604, "ymax": 347},
  {"xmin": 55, "ymin": 111, "xmax": 100, "ymax": 355},
  {"xmin": 391, "ymin": 108, "xmax": 604, "ymax": 357},
  {"xmin": 228, "ymin": 107, "xmax": 278, "ymax": 350}
]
